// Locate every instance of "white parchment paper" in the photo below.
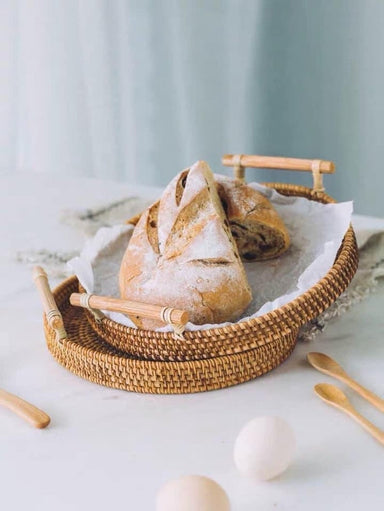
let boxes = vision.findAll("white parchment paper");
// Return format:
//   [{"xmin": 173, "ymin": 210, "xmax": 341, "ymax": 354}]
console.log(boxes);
[{"xmin": 68, "ymin": 182, "xmax": 353, "ymax": 331}]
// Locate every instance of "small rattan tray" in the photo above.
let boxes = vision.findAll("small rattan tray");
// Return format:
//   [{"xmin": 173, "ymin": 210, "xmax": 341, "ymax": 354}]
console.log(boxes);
[{"xmin": 40, "ymin": 172, "xmax": 358, "ymax": 394}]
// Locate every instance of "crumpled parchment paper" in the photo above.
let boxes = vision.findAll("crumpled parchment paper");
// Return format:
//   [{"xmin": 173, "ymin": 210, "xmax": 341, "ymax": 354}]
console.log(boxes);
[{"xmin": 68, "ymin": 182, "xmax": 353, "ymax": 332}]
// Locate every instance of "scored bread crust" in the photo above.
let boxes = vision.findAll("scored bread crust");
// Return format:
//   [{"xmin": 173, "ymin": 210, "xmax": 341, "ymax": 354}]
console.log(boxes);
[
  {"xmin": 119, "ymin": 161, "xmax": 252, "ymax": 329},
  {"xmin": 215, "ymin": 176, "xmax": 290, "ymax": 261}
]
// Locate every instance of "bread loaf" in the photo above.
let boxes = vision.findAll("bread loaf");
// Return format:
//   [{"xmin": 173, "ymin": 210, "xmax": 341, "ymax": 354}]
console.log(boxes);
[
  {"xmin": 215, "ymin": 176, "xmax": 290, "ymax": 261},
  {"xmin": 119, "ymin": 161, "xmax": 252, "ymax": 329}
]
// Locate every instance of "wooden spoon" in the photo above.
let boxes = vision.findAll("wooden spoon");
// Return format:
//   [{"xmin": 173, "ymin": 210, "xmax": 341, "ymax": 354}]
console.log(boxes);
[
  {"xmin": 307, "ymin": 352, "xmax": 384, "ymax": 413},
  {"xmin": 314, "ymin": 383, "xmax": 384, "ymax": 446},
  {"xmin": 0, "ymin": 388, "xmax": 50, "ymax": 429}
]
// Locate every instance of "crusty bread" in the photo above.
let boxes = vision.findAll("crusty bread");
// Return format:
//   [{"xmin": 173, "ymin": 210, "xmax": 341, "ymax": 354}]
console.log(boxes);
[
  {"xmin": 215, "ymin": 176, "xmax": 290, "ymax": 261},
  {"xmin": 119, "ymin": 161, "xmax": 252, "ymax": 329}
]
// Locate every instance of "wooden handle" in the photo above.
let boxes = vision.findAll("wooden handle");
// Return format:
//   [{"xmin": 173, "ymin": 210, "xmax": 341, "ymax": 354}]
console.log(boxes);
[
  {"xmin": 70, "ymin": 293, "xmax": 189, "ymax": 326},
  {"xmin": 222, "ymin": 154, "xmax": 334, "ymax": 192},
  {"xmin": 0, "ymin": 388, "xmax": 50, "ymax": 429},
  {"xmin": 342, "ymin": 377, "xmax": 384, "ymax": 413},
  {"xmin": 222, "ymin": 154, "xmax": 335, "ymax": 173},
  {"xmin": 344, "ymin": 405, "xmax": 384, "ymax": 446},
  {"xmin": 32, "ymin": 266, "xmax": 67, "ymax": 342}
]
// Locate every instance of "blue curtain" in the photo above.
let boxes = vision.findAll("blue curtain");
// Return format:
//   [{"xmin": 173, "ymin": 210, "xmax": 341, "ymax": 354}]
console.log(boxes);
[{"xmin": 2, "ymin": 0, "xmax": 383, "ymax": 215}]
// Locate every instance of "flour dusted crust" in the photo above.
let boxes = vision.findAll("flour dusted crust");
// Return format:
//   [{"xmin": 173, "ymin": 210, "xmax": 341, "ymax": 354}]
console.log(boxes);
[
  {"xmin": 119, "ymin": 161, "xmax": 252, "ymax": 329},
  {"xmin": 215, "ymin": 176, "xmax": 290, "ymax": 261}
]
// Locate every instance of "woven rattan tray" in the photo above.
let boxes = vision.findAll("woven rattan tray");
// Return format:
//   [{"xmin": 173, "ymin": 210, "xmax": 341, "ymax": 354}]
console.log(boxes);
[{"xmin": 41, "ymin": 169, "xmax": 359, "ymax": 394}]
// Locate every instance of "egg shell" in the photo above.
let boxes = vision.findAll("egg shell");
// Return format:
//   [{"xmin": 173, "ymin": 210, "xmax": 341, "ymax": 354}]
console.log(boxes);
[
  {"xmin": 156, "ymin": 474, "xmax": 230, "ymax": 511},
  {"xmin": 234, "ymin": 416, "xmax": 295, "ymax": 481}
]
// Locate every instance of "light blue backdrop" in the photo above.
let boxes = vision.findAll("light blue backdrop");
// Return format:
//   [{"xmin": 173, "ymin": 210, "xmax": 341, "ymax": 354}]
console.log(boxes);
[{"xmin": 2, "ymin": 0, "xmax": 383, "ymax": 216}]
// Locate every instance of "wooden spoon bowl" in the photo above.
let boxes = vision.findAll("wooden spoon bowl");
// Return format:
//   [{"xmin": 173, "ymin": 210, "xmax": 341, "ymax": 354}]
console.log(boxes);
[{"xmin": 308, "ymin": 352, "xmax": 384, "ymax": 413}]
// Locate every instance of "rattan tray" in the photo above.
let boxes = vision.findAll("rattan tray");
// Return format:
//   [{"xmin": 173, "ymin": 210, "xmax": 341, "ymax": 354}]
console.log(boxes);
[{"xmin": 42, "ymin": 178, "xmax": 358, "ymax": 394}]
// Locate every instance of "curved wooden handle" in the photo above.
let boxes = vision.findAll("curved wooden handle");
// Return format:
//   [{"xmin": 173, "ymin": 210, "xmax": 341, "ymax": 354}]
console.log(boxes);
[
  {"xmin": 222, "ymin": 154, "xmax": 335, "ymax": 173},
  {"xmin": 0, "ymin": 389, "xmax": 50, "ymax": 429},
  {"xmin": 32, "ymin": 266, "xmax": 67, "ymax": 342}
]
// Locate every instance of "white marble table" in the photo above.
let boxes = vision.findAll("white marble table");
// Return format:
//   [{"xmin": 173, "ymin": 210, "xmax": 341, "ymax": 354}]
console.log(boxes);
[{"xmin": 1, "ymin": 172, "xmax": 383, "ymax": 511}]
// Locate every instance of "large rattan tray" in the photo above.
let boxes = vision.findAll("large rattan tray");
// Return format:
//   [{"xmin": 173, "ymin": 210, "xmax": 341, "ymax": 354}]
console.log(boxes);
[{"xmin": 42, "ymin": 177, "xmax": 359, "ymax": 394}]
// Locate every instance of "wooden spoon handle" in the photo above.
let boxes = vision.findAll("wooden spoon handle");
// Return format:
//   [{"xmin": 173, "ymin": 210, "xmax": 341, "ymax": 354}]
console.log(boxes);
[
  {"xmin": 343, "ymin": 377, "xmax": 384, "ymax": 413},
  {"xmin": 0, "ymin": 389, "xmax": 50, "ymax": 429},
  {"xmin": 344, "ymin": 405, "xmax": 384, "ymax": 446}
]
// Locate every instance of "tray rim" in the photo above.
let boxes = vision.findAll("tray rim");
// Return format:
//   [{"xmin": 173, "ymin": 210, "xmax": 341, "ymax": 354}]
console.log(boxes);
[
  {"xmin": 44, "ymin": 279, "xmax": 299, "ymax": 394},
  {"xmin": 42, "ymin": 182, "xmax": 358, "ymax": 393},
  {"xmin": 82, "ymin": 183, "xmax": 358, "ymax": 340}
]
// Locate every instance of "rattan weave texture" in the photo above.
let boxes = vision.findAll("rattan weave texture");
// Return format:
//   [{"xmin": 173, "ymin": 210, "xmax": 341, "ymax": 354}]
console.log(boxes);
[
  {"xmin": 45, "ymin": 276, "xmax": 298, "ymax": 393},
  {"xmin": 82, "ymin": 184, "xmax": 358, "ymax": 362},
  {"xmin": 43, "ymin": 183, "xmax": 358, "ymax": 394}
]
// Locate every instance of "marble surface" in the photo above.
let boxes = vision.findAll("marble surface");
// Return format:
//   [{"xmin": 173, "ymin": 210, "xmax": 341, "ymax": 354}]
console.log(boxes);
[{"xmin": 0, "ymin": 172, "xmax": 383, "ymax": 511}]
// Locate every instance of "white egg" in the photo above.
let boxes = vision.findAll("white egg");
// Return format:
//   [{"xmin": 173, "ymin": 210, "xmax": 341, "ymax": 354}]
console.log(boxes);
[
  {"xmin": 156, "ymin": 475, "xmax": 230, "ymax": 511},
  {"xmin": 234, "ymin": 416, "xmax": 295, "ymax": 481}
]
